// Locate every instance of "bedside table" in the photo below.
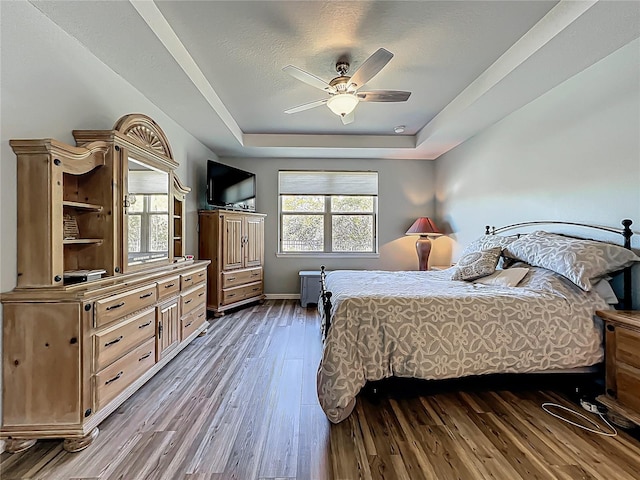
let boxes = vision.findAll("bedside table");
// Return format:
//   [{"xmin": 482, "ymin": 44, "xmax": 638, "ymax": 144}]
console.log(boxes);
[{"xmin": 596, "ymin": 310, "xmax": 640, "ymax": 426}]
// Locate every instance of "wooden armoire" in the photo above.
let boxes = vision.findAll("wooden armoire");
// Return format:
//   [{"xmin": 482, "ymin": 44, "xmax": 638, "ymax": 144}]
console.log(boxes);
[{"xmin": 198, "ymin": 210, "xmax": 266, "ymax": 316}]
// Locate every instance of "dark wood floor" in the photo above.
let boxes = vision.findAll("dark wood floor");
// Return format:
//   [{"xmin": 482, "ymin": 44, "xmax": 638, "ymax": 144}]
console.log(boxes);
[{"xmin": 1, "ymin": 300, "xmax": 639, "ymax": 479}]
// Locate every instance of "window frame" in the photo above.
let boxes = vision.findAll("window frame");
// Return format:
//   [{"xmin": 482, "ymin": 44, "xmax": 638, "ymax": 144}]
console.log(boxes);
[
  {"xmin": 278, "ymin": 194, "xmax": 378, "ymax": 256},
  {"xmin": 127, "ymin": 194, "xmax": 169, "ymax": 254}
]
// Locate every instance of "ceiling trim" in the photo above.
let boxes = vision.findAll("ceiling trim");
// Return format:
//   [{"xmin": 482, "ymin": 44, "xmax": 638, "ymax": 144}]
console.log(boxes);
[
  {"xmin": 243, "ymin": 134, "xmax": 415, "ymax": 149},
  {"xmin": 415, "ymin": 0, "xmax": 597, "ymax": 148},
  {"xmin": 130, "ymin": 0, "xmax": 244, "ymax": 144},
  {"xmin": 128, "ymin": 0, "xmax": 624, "ymax": 159}
]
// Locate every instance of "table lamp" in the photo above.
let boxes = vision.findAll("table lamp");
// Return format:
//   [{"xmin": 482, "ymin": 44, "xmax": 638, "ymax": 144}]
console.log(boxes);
[{"xmin": 405, "ymin": 217, "xmax": 442, "ymax": 270}]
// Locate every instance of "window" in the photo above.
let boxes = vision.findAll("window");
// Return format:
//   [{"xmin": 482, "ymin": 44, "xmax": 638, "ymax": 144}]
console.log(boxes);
[
  {"xmin": 278, "ymin": 171, "xmax": 378, "ymax": 254},
  {"xmin": 127, "ymin": 194, "xmax": 169, "ymax": 262}
]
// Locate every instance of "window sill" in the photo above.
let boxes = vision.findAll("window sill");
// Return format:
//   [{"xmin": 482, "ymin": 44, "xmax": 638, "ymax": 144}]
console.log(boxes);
[{"xmin": 275, "ymin": 252, "xmax": 380, "ymax": 259}]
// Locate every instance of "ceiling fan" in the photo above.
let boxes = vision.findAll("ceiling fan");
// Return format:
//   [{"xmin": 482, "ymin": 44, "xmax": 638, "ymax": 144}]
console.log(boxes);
[{"xmin": 283, "ymin": 48, "xmax": 411, "ymax": 125}]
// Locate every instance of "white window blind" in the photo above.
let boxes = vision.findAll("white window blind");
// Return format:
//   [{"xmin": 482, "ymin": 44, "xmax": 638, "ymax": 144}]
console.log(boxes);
[
  {"xmin": 279, "ymin": 171, "xmax": 378, "ymax": 196},
  {"xmin": 128, "ymin": 170, "xmax": 168, "ymax": 194}
]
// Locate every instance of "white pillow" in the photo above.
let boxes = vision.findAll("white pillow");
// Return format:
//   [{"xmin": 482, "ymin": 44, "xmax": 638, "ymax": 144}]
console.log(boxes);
[
  {"xmin": 473, "ymin": 268, "xmax": 529, "ymax": 287},
  {"xmin": 592, "ymin": 279, "xmax": 619, "ymax": 305}
]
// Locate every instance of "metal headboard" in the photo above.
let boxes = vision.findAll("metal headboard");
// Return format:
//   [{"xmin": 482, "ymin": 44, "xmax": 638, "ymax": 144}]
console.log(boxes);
[{"xmin": 485, "ymin": 219, "xmax": 634, "ymax": 310}]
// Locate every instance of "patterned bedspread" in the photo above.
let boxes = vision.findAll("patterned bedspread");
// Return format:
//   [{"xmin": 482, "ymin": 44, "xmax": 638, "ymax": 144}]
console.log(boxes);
[{"xmin": 317, "ymin": 266, "xmax": 609, "ymax": 423}]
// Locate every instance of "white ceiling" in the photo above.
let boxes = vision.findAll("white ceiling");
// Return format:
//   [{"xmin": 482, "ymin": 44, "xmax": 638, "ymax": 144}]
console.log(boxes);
[{"xmin": 30, "ymin": 1, "xmax": 640, "ymax": 160}]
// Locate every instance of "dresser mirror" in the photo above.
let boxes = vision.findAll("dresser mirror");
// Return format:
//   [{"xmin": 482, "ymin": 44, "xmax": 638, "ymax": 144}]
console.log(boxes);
[
  {"xmin": 72, "ymin": 113, "xmax": 183, "ymax": 275},
  {"xmin": 126, "ymin": 157, "xmax": 170, "ymax": 267}
]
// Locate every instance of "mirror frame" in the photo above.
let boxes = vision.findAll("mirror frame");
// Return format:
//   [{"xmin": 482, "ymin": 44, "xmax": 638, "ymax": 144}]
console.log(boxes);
[{"xmin": 114, "ymin": 114, "xmax": 180, "ymax": 274}]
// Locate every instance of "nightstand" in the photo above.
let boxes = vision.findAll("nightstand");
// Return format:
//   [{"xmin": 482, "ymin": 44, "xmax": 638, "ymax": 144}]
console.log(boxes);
[{"xmin": 596, "ymin": 310, "xmax": 640, "ymax": 426}]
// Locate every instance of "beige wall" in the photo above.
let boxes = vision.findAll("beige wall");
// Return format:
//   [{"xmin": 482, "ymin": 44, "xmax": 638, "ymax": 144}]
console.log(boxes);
[
  {"xmin": 217, "ymin": 157, "xmax": 438, "ymax": 294},
  {"xmin": 435, "ymin": 39, "xmax": 640, "ymax": 306},
  {"xmin": 0, "ymin": 1, "xmax": 216, "ymax": 450}
]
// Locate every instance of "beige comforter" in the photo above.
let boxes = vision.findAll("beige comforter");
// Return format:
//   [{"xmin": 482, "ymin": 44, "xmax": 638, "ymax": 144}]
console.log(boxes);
[{"xmin": 317, "ymin": 266, "xmax": 608, "ymax": 423}]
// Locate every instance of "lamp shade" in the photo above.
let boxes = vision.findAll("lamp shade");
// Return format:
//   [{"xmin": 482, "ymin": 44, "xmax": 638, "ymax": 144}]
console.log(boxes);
[
  {"xmin": 326, "ymin": 93, "xmax": 359, "ymax": 116},
  {"xmin": 405, "ymin": 217, "xmax": 442, "ymax": 236}
]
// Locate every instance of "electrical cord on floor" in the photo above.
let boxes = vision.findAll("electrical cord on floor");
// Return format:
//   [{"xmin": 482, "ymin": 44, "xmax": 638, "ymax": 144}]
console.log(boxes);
[{"xmin": 541, "ymin": 402, "xmax": 618, "ymax": 437}]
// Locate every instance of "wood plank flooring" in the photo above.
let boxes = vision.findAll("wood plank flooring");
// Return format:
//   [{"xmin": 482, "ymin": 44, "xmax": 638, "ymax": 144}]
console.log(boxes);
[{"xmin": 1, "ymin": 300, "xmax": 639, "ymax": 479}]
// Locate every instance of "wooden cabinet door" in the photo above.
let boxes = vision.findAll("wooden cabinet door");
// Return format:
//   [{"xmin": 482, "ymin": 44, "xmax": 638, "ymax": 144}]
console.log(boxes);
[
  {"xmin": 156, "ymin": 300, "xmax": 179, "ymax": 361},
  {"xmin": 222, "ymin": 214, "xmax": 243, "ymax": 271},
  {"xmin": 244, "ymin": 216, "xmax": 264, "ymax": 268}
]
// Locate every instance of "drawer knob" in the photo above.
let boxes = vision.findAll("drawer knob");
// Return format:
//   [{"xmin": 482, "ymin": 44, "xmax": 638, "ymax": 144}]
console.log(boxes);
[
  {"xmin": 105, "ymin": 336, "xmax": 124, "ymax": 347},
  {"xmin": 185, "ymin": 299, "xmax": 193, "ymax": 305},
  {"xmin": 165, "ymin": 283, "xmax": 175, "ymax": 288},
  {"xmin": 139, "ymin": 292, "xmax": 154, "ymax": 299},
  {"xmin": 606, "ymin": 324, "xmax": 615, "ymax": 332},
  {"xmin": 228, "ymin": 277, "xmax": 236, "ymax": 281},
  {"xmin": 198, "ymin": 292, "xmax": 204, "ymax": 297},
  {"xmin": 84, "ymin": 304, "xmax": 91, "ymax": 311},
  {"xmin": 106, "ymin": 302, "xmax": 125, "ymax": 311},
  {"xmin": 138, "ymin": 321, "xmax": 152, "ymax": 329},
  {"xmin": 184, "ymin": 321, "xmax": 194, "ymax": 328},
  {"xmin": 138, "ymin": 351, "xmax": 152, "ymax": 361},
  {"xmin": 105, "ymin": 371, "xmax": 124, "ymax": 385},
  {"xmin": 185, "ymin": 277, "xmax": 192, "ymax": 282},
  {"xmin": 84, "ymin": 408, "xmax": 92, "ymax": 418}
]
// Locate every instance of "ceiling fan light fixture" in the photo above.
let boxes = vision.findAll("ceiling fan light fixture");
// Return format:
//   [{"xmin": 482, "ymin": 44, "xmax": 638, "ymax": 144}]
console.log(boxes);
[{"xmin": 326, "ymin": 94, "xmax": 359, "ymax": 117}]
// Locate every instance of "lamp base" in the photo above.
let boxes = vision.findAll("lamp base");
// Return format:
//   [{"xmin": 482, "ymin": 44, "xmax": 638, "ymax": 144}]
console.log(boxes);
[{"xmin": 415, "ymin": 236, "xmax": 432, "ymax": 271}]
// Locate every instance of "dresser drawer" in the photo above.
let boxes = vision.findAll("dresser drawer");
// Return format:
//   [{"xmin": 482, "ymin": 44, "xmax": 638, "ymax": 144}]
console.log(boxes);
[
  {"xmin": 95, "ymin": 338, "xmax": 156, "ymax": 411},
  {"xmin": 157, "ymin": 275, "xmax": 180, "ymax": 301},
  {"xmin": 182, "ymin": 306, "xmax": 207, "ymax": 341},
  {"xmin": 193, "ymin": 268, "xmax": 207, "ymax": 285},
  {"xmin": 94, "ymin": 308, "xmax": 155, "ymax": 371},
  {"xmin": 222, "ymin": 267, "xmax": 262, "ymax": 289},
  {"xmin": 616, "ymin": 327, "xmax": 640, "ymax": 370},
  {"xmin": 222, "ymin": 282, "xmax": 263, "ymax": 306},
  {"xmin": 94, "ymin": 284, "xmax": 157, "ymax": 328},
  {"xmin": 616, "ymin": 363, "xmax": 640, "ymax": 412},
  {"xmin": 181, "ymin": 284, "xmax": 206, "ymax": 315},
  {"xmin": 181, "ymin": 267, "xmax": 206, "ymax": 290}
]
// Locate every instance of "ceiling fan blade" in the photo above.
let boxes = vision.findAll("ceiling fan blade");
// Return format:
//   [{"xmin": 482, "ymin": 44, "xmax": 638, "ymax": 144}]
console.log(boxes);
[
  {"xmin": 347, "ymin": 48, "xmax": 394, "ymax": 90},
  {"xmin": 283, "ymin": 65, "xmax": 336, "ymax": 93},
  {"xmin": 357, "ymin": 90, "xmax": 411, "ymax": 102},
  {"xmin": 341, "ymin": 111, "xmax": 355, "ymax": 125},
  {"xmin": 284, "ymin": 98, "xmax": 328, "ymax": 114}
]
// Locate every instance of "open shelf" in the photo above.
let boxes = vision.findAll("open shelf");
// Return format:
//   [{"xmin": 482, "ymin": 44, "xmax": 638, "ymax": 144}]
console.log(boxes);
[
  {"xmin": 63, "ymin": 200, "xmax": 103, "ymax": 212},
  {"xmin": 63, "ymin": 238, "xmax": 104, "ymax": 245}
]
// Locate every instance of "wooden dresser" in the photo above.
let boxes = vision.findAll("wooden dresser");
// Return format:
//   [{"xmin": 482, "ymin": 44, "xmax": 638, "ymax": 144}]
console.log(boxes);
[
  {"xmin": 596, "ymin": 310, "xmax": 640, "ymax": 426},
  {"xmin": 2, "ymin": 262, "xmax": 208, "ymax": 453},
  {"xmin": 199, "ymin": 210, "xmax": 266, "ymax": 316},
  {"xmin": 1, "ymin": 114, "xmax": 209, "ymax": 453}
]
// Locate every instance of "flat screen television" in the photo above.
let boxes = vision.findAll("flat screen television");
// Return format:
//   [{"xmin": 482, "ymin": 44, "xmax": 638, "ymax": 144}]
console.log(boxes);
[{"xmin": 206, "ymin": 160, "xmax": 256, "ymax": 211}]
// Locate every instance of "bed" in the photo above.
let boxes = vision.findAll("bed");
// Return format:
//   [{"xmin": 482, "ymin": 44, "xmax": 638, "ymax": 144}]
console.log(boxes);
[{"xmin": 317, "ymin": 220, "xmax": 638, "ymax": 423}]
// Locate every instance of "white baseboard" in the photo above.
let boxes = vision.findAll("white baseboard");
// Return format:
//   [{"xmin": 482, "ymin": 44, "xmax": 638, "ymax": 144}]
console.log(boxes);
[{"xmin": 264, "ymin": 293, "xmax": 300, "ymax": 300}]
